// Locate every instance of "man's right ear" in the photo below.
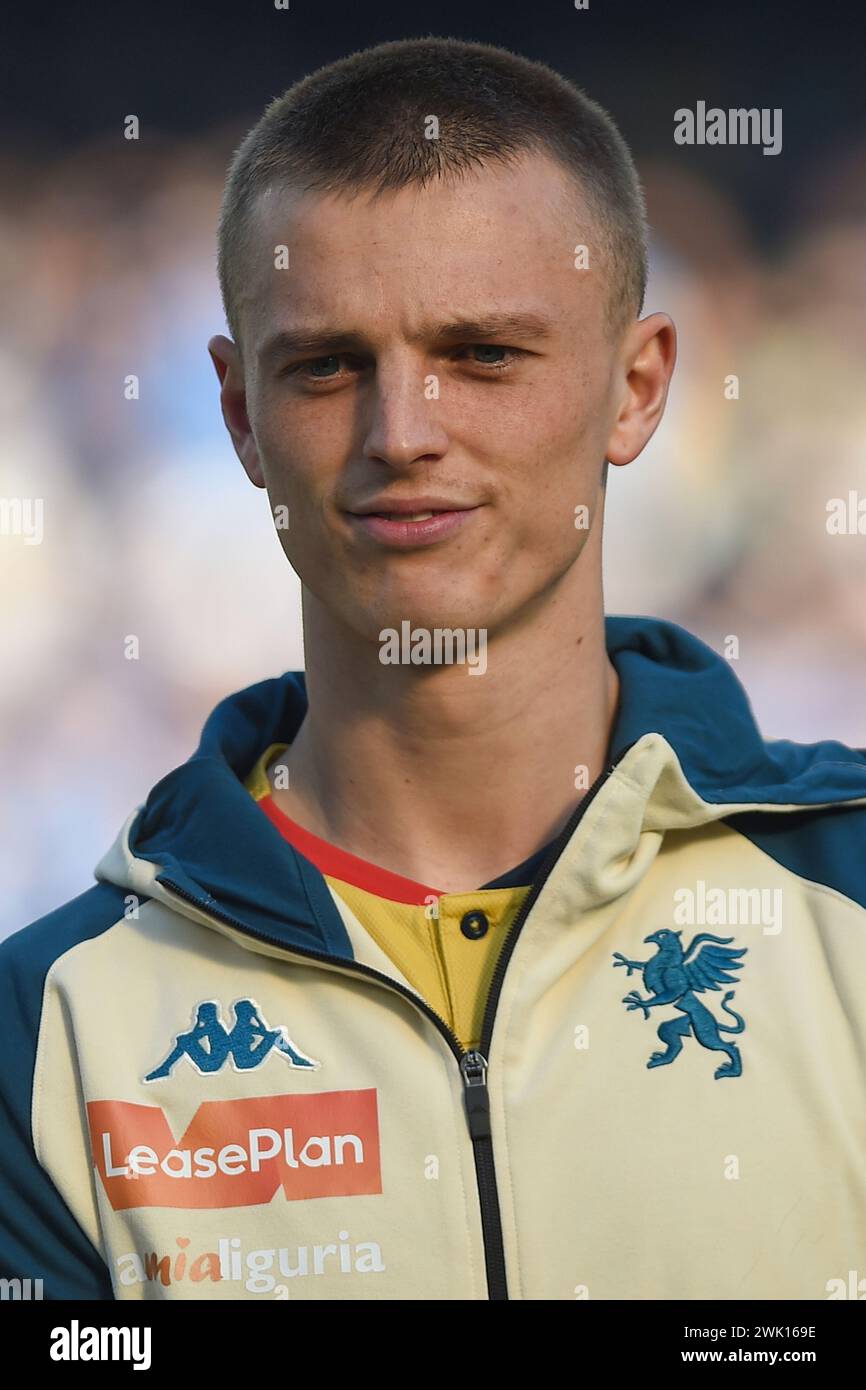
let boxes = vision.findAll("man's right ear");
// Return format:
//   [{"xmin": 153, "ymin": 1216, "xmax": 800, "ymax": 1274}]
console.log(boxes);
[{"xmin": 207, "ymin": 333, "xmax": 266, "ymax": 488}]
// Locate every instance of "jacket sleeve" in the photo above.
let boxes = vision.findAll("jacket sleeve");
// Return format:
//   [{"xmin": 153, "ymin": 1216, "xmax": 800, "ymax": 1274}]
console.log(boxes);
[{"xmin": 0, "ymin": 889, "xmax": 120, "ymax": 1299}]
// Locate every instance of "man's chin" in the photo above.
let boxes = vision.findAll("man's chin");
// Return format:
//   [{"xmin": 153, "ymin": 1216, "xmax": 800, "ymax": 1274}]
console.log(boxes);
[{"xmin": 335, "ymin": 596, "xmax": 497, "ymax": 651}]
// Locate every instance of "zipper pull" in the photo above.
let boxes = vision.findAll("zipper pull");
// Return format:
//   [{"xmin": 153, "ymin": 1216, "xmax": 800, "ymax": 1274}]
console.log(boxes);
[{"xmin": 460, "ymin": 1049, "xmax": 491, "ymax": 1140}]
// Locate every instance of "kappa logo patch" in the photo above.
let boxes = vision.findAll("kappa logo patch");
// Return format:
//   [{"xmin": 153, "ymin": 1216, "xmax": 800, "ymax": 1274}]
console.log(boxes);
[
  {"xmin": 143, "ymin": 999, "xmax": 320, "ymax": 1083},
  {"xmin": 88, "ymin": 1089, "xmax": 382, "ymax": 1209},
  {"xmin": 612, "ymin": 930, "xmax": 748, "ymax": 1079}
]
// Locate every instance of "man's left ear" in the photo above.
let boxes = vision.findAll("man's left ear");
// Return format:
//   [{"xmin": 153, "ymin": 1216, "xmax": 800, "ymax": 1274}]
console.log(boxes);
[{"xmin": 605, "ymin": 312, "xmax": 677, "ymax": 469}]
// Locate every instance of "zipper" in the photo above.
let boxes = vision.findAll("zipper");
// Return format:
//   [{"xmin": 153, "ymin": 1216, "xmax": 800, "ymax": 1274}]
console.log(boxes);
[
  {"xmin": 456, "ymin": 737, "xmax": 636, "ymax": 1298},
  {"xmin": 159, "ymin": 737, "xmax": 636, "ymax": 1300}
]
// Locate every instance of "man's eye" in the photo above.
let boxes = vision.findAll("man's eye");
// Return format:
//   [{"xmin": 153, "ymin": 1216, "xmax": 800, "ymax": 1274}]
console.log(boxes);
[
  {"xmin": 460, "ymin": 345, "xmax": 522, "ymax": 371},
  {"xmin": 301, "ymin": 355, "xmax": 345, "ymax": 379},
  {"xmin": 279, "ymin": 354, "xmax": 362, "ymax": 382}
]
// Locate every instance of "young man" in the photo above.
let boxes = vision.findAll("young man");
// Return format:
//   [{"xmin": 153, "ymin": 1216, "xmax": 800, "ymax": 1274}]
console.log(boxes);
[{"xmin": 2, "ymin": 37, "xmax": 865, "ymax": 1303}]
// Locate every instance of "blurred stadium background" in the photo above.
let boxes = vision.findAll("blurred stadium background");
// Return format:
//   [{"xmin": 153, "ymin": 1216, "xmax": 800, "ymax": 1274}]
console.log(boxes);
[{"xmin": 1, "ymin": 1, "xmax": 865, "ymax": 935}]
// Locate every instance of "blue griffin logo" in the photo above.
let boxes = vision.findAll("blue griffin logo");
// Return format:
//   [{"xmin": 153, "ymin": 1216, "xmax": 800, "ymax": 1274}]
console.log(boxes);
[{"xmin": 612, "ymin": 930, "xmax": 747, "ymax": 1079}]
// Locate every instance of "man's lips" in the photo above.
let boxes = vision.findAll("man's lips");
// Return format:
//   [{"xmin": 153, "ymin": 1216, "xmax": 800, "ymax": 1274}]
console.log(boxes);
[
  {"xmin": 346, "ymin": 496, "xmax": 477, "ymax": 517},
  {"xmin": 344, "ymin": 506, "xmax": 481, "ymax": 548}
]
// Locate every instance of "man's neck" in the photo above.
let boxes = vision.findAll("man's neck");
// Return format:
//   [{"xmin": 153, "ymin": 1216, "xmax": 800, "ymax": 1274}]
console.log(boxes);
[{"xmin": 268, "ymin": 572, "xmax": 620, "ymax": 895}]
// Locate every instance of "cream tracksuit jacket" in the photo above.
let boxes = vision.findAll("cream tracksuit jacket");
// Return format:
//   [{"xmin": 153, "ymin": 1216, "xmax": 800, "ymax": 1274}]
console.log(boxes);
[{"xmin": 2, "ymin": 614, "xmax": 866, "ymax": 1301}]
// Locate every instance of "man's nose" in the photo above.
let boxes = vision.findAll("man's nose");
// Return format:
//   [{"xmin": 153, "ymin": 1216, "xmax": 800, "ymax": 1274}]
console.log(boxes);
[{"xmin": 361, "ymin": 358, "xmax": 449, "ymax": 467}]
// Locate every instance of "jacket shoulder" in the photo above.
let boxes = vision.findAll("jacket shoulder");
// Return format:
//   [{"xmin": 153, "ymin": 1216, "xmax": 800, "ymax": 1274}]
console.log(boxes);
[
  {"xmin": 725, "ymin": 739, "xmax": 866, "ymax": 911},
  {"xmin": 0, "ymin": 879, "xmax": 135, "ymax": 1007},
  {"xmin": 0, "ymin": 881, "xmax": 135, "ymax": 1299}
]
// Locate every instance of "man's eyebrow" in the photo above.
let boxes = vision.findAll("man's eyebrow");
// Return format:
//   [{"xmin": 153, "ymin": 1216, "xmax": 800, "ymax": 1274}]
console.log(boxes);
[
  {"xmin": 257, "ymin": 312, "xmax": 556, "ymax": 365},
  {"xmin": 258, "ymin": 328, "xmax": 367, "ymax": 364},
  {"xmin": 419, "ymin": 312, "xmax": 557, "ymax": 344}
]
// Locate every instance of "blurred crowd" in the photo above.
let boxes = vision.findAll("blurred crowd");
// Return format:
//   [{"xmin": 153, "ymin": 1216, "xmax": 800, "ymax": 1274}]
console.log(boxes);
[{"xmin": 1, "ymin": 124, "xmax": 865, "ymax": 935}]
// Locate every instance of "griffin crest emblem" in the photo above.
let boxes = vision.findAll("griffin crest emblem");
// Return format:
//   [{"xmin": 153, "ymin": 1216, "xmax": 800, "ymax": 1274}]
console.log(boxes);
[{"xmin": 612, "ymin": 930, "xmax": 747, "ymax": 1079}]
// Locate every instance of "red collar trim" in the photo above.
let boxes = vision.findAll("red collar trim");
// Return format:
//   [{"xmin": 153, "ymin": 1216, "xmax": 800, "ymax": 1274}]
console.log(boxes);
[{"xmin": 257, "ymin": 793, "xmax": 443, "ymax": 905}]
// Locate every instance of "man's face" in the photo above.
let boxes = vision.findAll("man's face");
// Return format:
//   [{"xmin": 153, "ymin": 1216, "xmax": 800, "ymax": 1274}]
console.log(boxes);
[{"xmin": 214, "ymin": 151, "xmax": 646, "ymax": 641}]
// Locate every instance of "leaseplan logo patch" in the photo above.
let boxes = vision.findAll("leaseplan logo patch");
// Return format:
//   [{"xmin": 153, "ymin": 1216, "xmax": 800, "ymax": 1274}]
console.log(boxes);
[
  {"xmin": 87, "ymin": 1089, "xmax": 381, "ymax": 1210},
  {"xmin": 143, "ymin": 999, "xmax": 320, "ymax": 1082}
]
